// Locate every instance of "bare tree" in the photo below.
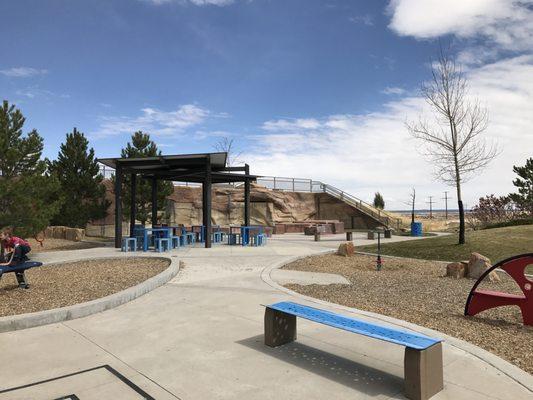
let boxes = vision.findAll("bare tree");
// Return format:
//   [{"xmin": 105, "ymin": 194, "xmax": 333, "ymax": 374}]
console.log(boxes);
[
  {"xmin": 213, "ymin": 137, "xmax": 242, "ymax": 167},
  {"xmin": 407, "ymin": 48, "xmax": 498, "ymax": 244},
  {"xmin": 405, "ymin": 188, "xmax": 416, "ymax": 225}
]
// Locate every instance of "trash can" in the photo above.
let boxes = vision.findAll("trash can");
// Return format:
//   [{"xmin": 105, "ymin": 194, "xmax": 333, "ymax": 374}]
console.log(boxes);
[{"xmin": 411, "ymin": 222, "xmax": 423, "ymax": 237}]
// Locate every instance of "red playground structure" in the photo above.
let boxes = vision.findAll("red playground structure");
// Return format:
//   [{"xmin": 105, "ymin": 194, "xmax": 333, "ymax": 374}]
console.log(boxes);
[{"xmin": 465, "ymin": 253, "xmax": 533, "ymax": 326}]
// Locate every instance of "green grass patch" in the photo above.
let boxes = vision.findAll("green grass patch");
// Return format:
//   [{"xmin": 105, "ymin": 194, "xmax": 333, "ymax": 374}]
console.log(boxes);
[{"xmin": 359, "ymin": 225, "xmax": 533, "ymax": 265}]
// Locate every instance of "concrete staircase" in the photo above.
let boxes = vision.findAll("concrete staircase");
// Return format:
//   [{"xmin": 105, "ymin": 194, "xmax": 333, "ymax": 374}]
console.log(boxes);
[{"xmin": 256, "ymin": 176, "xmax": 402, "ymax": 229}]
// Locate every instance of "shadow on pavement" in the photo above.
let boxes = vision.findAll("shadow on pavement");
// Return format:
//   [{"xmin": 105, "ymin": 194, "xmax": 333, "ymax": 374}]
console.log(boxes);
[{"xmin": 237, "ymin": 334, "xmax": 404, "ymax": 398}]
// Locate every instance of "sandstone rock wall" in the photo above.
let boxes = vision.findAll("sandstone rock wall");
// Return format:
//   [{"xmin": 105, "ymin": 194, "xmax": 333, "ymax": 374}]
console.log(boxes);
[{"xmin": 87, "ymin": 180, "xmax": 382, "ymax": 236}]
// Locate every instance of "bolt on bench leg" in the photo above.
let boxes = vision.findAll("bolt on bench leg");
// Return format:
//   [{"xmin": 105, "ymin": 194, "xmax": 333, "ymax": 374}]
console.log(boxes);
[
  {"xmin": 264, "ymin": 308, "xmax": 297, "ymax": 347},
  {"xmin": 404, "ymin": 342, "xmax": 443, "ymax": 400}
]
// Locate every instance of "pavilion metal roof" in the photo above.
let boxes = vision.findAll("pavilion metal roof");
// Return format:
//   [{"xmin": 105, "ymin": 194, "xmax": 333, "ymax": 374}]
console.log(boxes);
[{"xmin": 97, "ymin": 152, "xmax": 257, "ymax": 183}]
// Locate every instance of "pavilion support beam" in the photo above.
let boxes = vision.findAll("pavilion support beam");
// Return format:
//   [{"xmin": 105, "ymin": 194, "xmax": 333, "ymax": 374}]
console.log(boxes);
[
  {"xmin": 114, "ymin": 163, "xmax": 123, "ymax": 248},
  {"xmin": 244, "ymin": 164, "xmax": 251, "ymax": 227},
  {"xmin": 203, "ymin": 156, "xmax": 212, "ymax": 248},
  {"xmin": 129, "ymin": 173, "xmax": 137, "ymax": 237},
  {"xmin": 151, "ymin": 177, "xmax": 158, "ymax": 227}
]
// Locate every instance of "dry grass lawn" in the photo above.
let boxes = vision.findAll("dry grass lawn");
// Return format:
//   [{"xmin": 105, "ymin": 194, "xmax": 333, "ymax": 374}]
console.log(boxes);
[{"xmin": 282, "ymin": 253, "xmax": 533, "ymax": 374}]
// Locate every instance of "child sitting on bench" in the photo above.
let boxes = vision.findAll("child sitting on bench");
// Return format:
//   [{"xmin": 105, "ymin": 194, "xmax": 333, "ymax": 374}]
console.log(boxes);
[{"xmin": 0, "ymin": 228, "xmax": 31, "ymax": 266}]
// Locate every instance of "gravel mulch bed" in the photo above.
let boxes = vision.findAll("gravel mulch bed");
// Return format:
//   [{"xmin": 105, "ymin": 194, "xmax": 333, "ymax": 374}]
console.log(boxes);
[
  {"xmin": 27, "ymin": 238, "xmax": 106, "ymax": 253},
  {"xmin": 0, "ymin": 257, "xmax": 170, "ymax": 317},
  {"xmin": 282, "ymin": 253, "xmax": 533, "ymax": 374}
]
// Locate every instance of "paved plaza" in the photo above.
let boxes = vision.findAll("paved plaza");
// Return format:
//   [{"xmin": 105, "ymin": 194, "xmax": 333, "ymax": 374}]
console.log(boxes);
[{"xmin": 0, "ymin": 233, "xmax": 531, "ymax": 399}]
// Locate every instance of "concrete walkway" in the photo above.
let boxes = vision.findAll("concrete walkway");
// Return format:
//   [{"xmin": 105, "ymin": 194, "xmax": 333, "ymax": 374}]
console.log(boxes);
[{"xmin": 0, "ymin": 233, "xmax": 531, "ymax": 399}]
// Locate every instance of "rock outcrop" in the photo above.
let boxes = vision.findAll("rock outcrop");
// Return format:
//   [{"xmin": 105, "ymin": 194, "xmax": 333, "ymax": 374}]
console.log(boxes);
[{"xmin": 467, "ymin": 252, "xmax": 500, "ymax": 282}]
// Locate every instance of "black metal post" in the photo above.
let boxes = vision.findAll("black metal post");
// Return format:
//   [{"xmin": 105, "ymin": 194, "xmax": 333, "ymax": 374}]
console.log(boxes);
[
  {"xmin": 151, "ymin": 177, "xmax": 158, "ymax": 227},
  {"xmin": 244, "ymin": 163, "xmax": 251, "ymax": 227},
  {"xmin": 203, "ymin": 156, "xmax": 212, "ymax": 248},
  {"xmin": 376, "ymin": 231, "xmax": 382, "ymax": 271},
  {"xmin": 130, "ymin": 173, "xmax": 137, "ymax": 237},
  {"xmin": 114, "ymin": 163, "xmax": 123, "ymax": 248}
]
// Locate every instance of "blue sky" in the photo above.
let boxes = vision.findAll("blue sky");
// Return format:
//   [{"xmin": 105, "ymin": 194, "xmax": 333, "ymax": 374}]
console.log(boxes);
[{"xmin": 1, "ymin": 0, "xmax": 532, "ymax": 208}]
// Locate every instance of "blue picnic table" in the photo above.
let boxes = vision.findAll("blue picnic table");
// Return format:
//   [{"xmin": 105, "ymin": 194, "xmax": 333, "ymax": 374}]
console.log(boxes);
[{"xmin": 142, "ymin": 227, "xmax": 172, "ymax": 252}]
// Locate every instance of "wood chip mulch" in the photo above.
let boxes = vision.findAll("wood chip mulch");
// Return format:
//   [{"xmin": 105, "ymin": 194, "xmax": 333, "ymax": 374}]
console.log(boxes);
[
  {"xmin": 27, "ymin": 238, "xmax": 106, "ymax": 253},
  {"xmin": 282, "ymin": 253, "xmax": 533, "ymax": 374},
  {"xmin": 0, "ymin": 257, "xmax": 170, "ymax": 317}
]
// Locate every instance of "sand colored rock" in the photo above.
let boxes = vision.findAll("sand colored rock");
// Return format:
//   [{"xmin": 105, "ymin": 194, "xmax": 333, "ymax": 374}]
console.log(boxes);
[
  {"xmin": 337, "ymin": 242, "xmax": 355, "ymax": 257},
  {"xmin": 45, "ymin": 226, "xmax": 85, "ymax": 242},
  {"xmin": 89, "ymin": 180, "xmax": 390, "ymax": 237},
  {"xmin": 468, "ymin": 253, "xmax": 500, "ymax": 282},
  {"xmin": 446, "ymin": 262, "xmax": 466, "ymax": 279}
]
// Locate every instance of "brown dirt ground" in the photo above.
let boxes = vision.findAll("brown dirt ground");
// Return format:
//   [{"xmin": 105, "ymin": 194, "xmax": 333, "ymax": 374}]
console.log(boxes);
[
  {"xmin": 0, "ymin": 257, "xmax": 170, "ymax": 317},
  {"xmin": 27, "ymin": 238, "xmax": 107, "ymax": 253},
  {"xmin": 282, "ymin": 253, "xmax": 533, "ymax": 374}
]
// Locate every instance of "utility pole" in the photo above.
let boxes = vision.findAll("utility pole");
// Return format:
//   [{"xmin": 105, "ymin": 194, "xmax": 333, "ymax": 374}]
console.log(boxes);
[
  {"xmin": 426, "ymin": 196, "xmax": 435, "ymax": 219},
  {"xmin": 442, "ymin": 191, "xmax": 450, "ymax": 220}
]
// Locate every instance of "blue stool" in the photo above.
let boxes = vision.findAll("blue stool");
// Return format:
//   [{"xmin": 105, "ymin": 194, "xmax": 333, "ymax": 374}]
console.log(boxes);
[
  {"xmin": 122, "ymin": 237, "xmax": 137, "ymax": 252},
  {"xmin": 212, "ymin": 231, "xmax": 223, "ymax": 243},
  {"xmin": 155, "ymin": 238, "xmax": 171, "ymax": 252},
  {"xmin": 185, "ymin": 232, "xmax": 196, "ymax": 245},
  {"xmin": 227, "ymin": 233, "xmax": 241, "ymax": 245},
  {"xmin": 171, "ymin": 236, "xmax": 181, "ymax": 249},
  {"xmin": 253, "ymin": 233, "xmax": 267, "ymax": 246}
]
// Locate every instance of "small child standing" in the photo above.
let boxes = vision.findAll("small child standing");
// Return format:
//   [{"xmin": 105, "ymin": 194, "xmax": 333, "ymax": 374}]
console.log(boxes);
[{"xmin": 0, "ymin": 229, "xmax": 31, "ymax": 266}]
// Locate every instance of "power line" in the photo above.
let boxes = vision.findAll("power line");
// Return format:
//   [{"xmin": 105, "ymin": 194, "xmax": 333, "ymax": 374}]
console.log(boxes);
[
  {"xmin": 442, "ymin": 191, "xmax": 451, "ymax": 220},
  {"xmin": 426, "ymin": 196, "xmax": 435, "ymax": 219}
]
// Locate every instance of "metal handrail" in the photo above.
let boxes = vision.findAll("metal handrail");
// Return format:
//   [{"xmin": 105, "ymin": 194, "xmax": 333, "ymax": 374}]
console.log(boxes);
[{"xmin": 257, "ymin": 176, "xmax": 401, "ymax": 228}]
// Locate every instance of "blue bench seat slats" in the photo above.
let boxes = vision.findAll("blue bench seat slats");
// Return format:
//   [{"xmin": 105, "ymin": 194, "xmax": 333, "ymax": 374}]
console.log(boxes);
[
  {"xmin": 268, "ymin": 301, "xmax": 441, "ymax": 350},
  {"xmin": 0, "ymin": 261, "xmax": 42, "ymax": 274}
]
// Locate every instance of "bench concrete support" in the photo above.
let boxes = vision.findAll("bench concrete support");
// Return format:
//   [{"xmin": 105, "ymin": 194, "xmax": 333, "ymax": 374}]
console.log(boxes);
[
  {"xmin": 264, "ymin": 308, "xmax": 297, "ymax": 347},
  {"xmin": 404, "ymin": 342, "xmax": 443, "ymax": 400},
  {"xmin": 15, "ymin": 271, "xmax": 29, "ymax": 289},
  {"xmin": 346, "ymin": 231, "xmax": 353, "ymax": 241}
]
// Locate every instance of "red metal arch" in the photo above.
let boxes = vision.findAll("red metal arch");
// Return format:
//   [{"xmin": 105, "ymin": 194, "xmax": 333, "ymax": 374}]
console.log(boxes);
[{"xmin": 464, "ymin": 253, "xmax": 533, "ymax": 326}]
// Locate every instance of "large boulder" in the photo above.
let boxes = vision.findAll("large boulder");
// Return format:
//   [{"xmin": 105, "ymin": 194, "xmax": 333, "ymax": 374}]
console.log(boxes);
[
  {"xmin": 337, "ymin": 242, "xmax": 355, "ymax": 257},
  {"xmin": 446, "ymin": 262, "xmax": 467, "ymax": 279},
  {"xmin": 65, "ymin": 228, "xmax": 85, "ymax": 242},
  {"xmin": 468, "ymin": 253, "xmax": 500, "ymax": 282}
]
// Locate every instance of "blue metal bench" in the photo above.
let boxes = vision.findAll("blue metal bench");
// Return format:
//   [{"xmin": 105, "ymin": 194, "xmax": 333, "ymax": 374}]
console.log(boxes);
[
  {"xmin": 265, "ymin": 302, "xmax": 443, "ymax": 400},
  {"xmin": 0, "ymin": 261, "xmax": 43, "ymax": 289}
]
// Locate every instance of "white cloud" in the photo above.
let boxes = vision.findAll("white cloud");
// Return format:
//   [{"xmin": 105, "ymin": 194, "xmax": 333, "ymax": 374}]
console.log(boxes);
[
  {"xmin": 246, "ymin": 55, "xmax": 533, "ymax": 210},
  {"xmin": 93, "ymin": 104, "xmax": 210, "ymax": 137},
  {"xmin": 0, "ymin": 67, "xmax": 48, "ymax": 78},
  {"xmin": 14, "ymin": 87, "xmax": 68, "ymax": 100},
  {"xmin": 142, "ymin": 0, "xmax": 235, "ymax": 5},
  {"xmin": 388, "ymin": 0, "xmax": 533, "ymax": 51},
  {"xmin": 349, "ymin": 14, "xmax": 374, "ymax": 26},
  {"xmin": 381, "ymin": 86, "xmax": 406, "ymax": 95}
]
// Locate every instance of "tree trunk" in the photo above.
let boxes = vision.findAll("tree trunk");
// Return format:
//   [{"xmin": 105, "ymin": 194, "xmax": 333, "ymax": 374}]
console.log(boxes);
[{"xmin": 458, "ymin": 199, "xmax": 465, "ymax": 244}]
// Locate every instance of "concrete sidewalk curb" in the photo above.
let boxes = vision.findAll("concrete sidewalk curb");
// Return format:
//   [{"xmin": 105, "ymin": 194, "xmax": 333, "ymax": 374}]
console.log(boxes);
[
  {"xmin": 0, "ymin": 256, "xmax": 179, "ymax": 334},
  {"xmin": 260, "ymin": 252, "xmax": 533, "ymax": 393}
]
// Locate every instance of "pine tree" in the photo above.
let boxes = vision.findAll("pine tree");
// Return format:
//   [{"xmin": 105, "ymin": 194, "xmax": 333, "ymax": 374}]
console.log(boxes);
[
  {"xmin": 509, "ymin": 158, "xmax": 533, "ymax": 215},
  {"xmin": 0, "ymin": 100, "xmax": 62, "ymax": 237},
  {"xmin": 48, "ymin": 128, "xmax": 109, "ymax": 228},
  {"xmin": 114, "ymin": 131, "xmax": 173, "ymax": 225},
  {"xmin": 373, "ymin": 192, "xmax": 385, "ymax": 210}
]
